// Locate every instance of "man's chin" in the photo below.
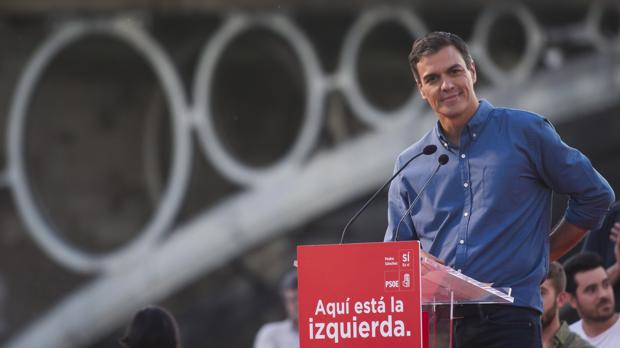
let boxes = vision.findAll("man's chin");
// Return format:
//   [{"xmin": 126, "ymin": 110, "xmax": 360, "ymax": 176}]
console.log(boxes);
[
  {"xmin": 541, "ymin": 309, "xmax": 556, "ymax": 329},
  {"xmin": 438, "ymin": 107, "xmax": 465, "ymax": 119},
  {"xmin": 590, "ymin": 309, "xmax": 615, "ymax": 322}
]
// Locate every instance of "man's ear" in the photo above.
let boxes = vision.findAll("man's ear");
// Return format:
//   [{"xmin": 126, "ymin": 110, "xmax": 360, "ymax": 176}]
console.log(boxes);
[
  {"xmin": 469, "ymin": 61, "xmax": 477, "ymax": 84},
  {"xmin": 557, "ymin": 291, "xmax": 569, "ymax": 307},
  {"xmin": 416, "ymin": 81, "xmax": 427, "ymax": 100},
  {"xmin": 566, "ymin": 292, "xmax": 578, "ymax": 309}
]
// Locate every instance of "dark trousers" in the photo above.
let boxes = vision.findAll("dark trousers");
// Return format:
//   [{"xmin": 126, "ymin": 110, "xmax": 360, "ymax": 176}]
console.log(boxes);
[{"xmin": 453, "ymin": 304, "xmax": 542, "ymax": 348}]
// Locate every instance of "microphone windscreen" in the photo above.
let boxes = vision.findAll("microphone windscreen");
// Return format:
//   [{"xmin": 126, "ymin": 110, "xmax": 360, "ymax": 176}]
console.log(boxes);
[
  {"xmin": 423, "ymin": 144, "xmax": 438, "ymax": 155},
  {"xmin": 438, "ymin": 154, "xmax": 449, "ymax": 165}
]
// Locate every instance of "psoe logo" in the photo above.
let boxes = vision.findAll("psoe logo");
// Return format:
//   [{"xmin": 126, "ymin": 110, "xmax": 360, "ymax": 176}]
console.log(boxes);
[
  {"xmin": 401, "ymin": 271, "xmax": 412, "ymax": 289},
  {"xmin": 384, "ymin": 270, "xmax": 400, "ymax": 291}
]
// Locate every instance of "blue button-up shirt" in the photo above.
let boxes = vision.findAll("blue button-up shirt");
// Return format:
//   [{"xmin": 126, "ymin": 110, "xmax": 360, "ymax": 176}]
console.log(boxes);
[{"xmin": 385, "ymin": 100, "xmax": 615, "ymax": 312}]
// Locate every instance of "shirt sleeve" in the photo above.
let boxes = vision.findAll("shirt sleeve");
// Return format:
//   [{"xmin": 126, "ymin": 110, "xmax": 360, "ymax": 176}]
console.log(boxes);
[
  {"xmin": 530, "ymin": 117, "xmax": 615, "ymax": 230},
  {"xmin": 582, "ymin": 201, "xmax": 620, "ymax": 264},
  {"xmin": 253, "ymin": 325, "xmax": 274, "ymax": 348},
  {"xmin": 385, "ymin": 159, "xmax": 417, "ymax": 241}
]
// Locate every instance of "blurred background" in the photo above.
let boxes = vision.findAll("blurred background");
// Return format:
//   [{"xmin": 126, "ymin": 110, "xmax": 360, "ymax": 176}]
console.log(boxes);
[{"xmin": 0, "ymin": 0, "xmax": 619, "ymax": 347}]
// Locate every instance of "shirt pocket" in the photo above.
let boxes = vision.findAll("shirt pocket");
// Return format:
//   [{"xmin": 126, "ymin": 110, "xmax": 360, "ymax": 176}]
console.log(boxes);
[{"xmin": 482, "ymin": 166, "xmax": 529, "ymax": 212}]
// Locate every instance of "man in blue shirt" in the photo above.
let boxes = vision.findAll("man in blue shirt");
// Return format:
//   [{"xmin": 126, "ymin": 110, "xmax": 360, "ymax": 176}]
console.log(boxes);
[{"xmin": 385, "ymin": 31, "xmax": 615, "ymax": 348}]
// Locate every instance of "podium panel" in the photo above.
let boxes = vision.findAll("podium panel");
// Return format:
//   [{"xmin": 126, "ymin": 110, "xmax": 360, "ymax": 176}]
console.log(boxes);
[
  {"xmin": 297, "ymin": 241, "xmax": 423, "ymax": 348},
  {"xmin": 297, "ymin": 241, "xmax": 514, "ymax": 348}
]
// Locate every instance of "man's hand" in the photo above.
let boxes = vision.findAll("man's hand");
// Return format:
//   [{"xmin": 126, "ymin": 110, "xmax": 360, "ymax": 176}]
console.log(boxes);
[
  {"xmin": 607, "ymin": 222, "xmax": 620, "ymax": 285},
  {"xmin": 611, "ymin": 222, "xmax": 620, "ymax": 262}
]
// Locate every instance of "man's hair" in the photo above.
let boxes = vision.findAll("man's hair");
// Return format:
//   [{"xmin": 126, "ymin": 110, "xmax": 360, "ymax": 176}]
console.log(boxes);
[
  {"xmin": 120, "ymin": 306, "xmax": 180, "ymax": 348},
  {"xmin": 545, "ymin": 261, "xmax": 567, "ymax": 296},
  {"xmin": 408, "ymin": 31, "xmax": 473, "ymax": 83},
  {"xmin": 279, "ymin": 270, "xmax": 298, "ymax": 294},
  {"xmin": 563, "ymin": 252, "xmax": 605, "ymax": 295}
]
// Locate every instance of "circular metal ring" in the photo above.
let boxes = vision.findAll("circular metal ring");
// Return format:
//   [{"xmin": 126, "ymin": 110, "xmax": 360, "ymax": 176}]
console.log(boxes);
[
  {"xmin": 471, "ymin": 3, "xmax": 544, "ymax": 86},
  {"xmin": 6, "ymin": 18, "xmax": 193, "ymax": 273},
  {"xmin": 339, "ymin": 7, "xmax": 428, "ymax": 129},
  {"xmin": 586, "ymin": 1, "xmax": 620, "ymax": 52},
  {"xmin": 193, "ymin": 14, "xmax": 326, "ymax": 186}
]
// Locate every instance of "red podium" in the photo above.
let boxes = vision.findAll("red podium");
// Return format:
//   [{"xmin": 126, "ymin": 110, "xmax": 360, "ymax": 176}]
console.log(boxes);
[{"xmin": 297, "ymin": 241, "xmax": 513, "ymax": 348}]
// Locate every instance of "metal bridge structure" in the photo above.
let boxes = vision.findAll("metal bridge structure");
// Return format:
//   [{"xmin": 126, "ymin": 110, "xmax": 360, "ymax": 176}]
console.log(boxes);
[{"xmin": 1, "ymin": 1, "xmax": 620, "ymax": 347}]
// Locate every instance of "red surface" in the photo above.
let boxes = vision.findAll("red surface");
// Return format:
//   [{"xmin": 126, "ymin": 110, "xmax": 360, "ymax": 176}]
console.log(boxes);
[{"xmin": 297, "ymin": 241, "xmax": 422, "ymax": 347}]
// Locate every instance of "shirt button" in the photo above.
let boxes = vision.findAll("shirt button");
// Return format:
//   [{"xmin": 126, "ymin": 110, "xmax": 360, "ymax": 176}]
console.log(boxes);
[
  {"xmin": 457, "ymin": 269, "xmax": 462, "ymax": 273},
  {"xmin": 464, "ymin": 212, "xmax": 469, "ymax": 217},
  {"xmin": 463, "ymin": 182, "xmax": 469, "ymax": 188},
  {"xmin": 460, "ymin": 154, "xmax": 466, "ymax": 159},
  {"xmin": 459, "ymin": 240, "xmax": 464, "ymax": 244},
  {"xmin": 473, "ymin": 133, "xmax": 477, "ymax": 138}
]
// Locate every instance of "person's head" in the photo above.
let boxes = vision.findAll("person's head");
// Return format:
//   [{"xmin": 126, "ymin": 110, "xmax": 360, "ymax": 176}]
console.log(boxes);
[
  {"xmin": 280, "ymin": 270, "xmax": 298, "ymax": 327},
  {"xmin": 541, "ymin": 262, "xmax": 567, "ymax": 329},
  {"xmin": 409, "ymin": 31, "xmax": 474, "ymax": 83},
  {"xmin": 120, "ymin": 306, "xmax": 180, "ymax": 348},
  {"xmin": 409, "ymin": 32, "xmax": 478, "ymax": 122},
  {"xmin": 564, "ymin": 252, "xmax": 616, "ymax": 324}
]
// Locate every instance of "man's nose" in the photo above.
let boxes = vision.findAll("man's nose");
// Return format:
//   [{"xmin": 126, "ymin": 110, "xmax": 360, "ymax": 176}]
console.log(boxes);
[
  {"xmin": 597, "ymin": 288, "xmax": 613, "ymax": 301},
  {"xmin": 441, "ymin": 77, "xmax": 455, "ymax": 90}
]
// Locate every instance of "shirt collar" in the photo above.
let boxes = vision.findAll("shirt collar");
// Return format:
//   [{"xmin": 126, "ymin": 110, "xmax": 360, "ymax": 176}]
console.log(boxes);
[
  {"xmin": 434, "ymin": 99, "xmax": 493, "ymax": 149},
  {"xmin": 553, "ymin": 321, "xmax": 572, "ymax": 345}
]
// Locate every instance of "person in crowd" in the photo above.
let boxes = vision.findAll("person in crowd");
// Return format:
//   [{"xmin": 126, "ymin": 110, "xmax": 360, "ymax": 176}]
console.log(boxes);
[
  {"xmin": 120, "ymin": 305, "xmax": 181, "ymax": 348},
  {"xmin": 582, "ymin": 201, "xmax": 620, "ymax": 311},
  {"xmin": 562, "ymin": 202, "xmax": 620, "ymax": 324},
  {"xmin": 565, "ymin": 252, "xmax": 620, "ymax": 347},
  {"xmin": 254, "ymin": 270, "xmax": 299, "ymax": 348},
  {"xmin": 385, "ymin": 31, "xmax": 615, "ymax": 348},
  {"xmin": 541, "ymin": 262, "xmax": 593, "ymax": 348}
]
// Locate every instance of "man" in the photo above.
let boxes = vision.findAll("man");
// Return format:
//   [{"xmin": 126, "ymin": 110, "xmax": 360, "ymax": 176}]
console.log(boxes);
[
  {"xmin": 254, "ymin": 270, "xmax": 299, "ymax": 348},
  {"xmin": 385, "ymin": 31, "xmax": 614, "ymax": 347},
  {"xmin": 582, "ymin": 201, "xmax": 620, "ymax": 311},
  {"xmin": 565, "ymin": 252, "xmax": 620, "ymax": 347},
  {"xmin": 541, "ymin": 262, "xmax": 593, "ymax": 348},
  {"xmin": 563, "ymin": 202, "xmax": 620, "ymax": 324}
]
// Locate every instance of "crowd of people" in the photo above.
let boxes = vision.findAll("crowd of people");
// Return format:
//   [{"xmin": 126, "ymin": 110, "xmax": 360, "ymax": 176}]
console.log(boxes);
[{"xmin": 545, "ymin": 212, "xmax": 620, "ymax": 348}]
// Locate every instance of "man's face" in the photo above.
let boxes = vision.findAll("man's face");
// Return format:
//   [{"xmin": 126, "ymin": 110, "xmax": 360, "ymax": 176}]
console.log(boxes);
[
  {"xmin": 541, "ymin": 279, "xmax": 558, "ymax": 329},
  {"xmin": 283, "ymin": 289, "xmax": 298, "ymax": 325},
  {"xmin": 415, "ymin": 45, "xmax": 478, "ymax": 121},
  {"xmin": 570, "ymin": 267, "xmax": 616, "ymax": 323}
]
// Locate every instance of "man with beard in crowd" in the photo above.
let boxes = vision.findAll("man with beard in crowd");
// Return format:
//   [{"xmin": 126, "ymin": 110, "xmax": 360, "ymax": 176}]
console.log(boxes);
[
  {"xmin": 541, "ymin": 262, "xmax": 592, "ymax": 348},
  {"xmin": 565, "ymin": 252, "xmax": 620, "ymax": 347}
]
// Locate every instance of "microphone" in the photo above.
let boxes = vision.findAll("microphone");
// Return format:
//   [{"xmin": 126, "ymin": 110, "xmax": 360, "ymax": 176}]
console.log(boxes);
[
  {"xmin": 339, "ymin": 144, "xmax": 437, "ymax": 244},
  {"xmin": 392, "ymin": 154, "xmax": 449, "ymax": 242}
]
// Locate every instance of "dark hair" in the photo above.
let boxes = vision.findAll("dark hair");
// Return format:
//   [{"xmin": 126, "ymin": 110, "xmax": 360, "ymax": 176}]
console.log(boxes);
[
  {"xmin": 120, "ymin": 306, "xmax": 180, "ymax": 348},
  {"xmin": 279, "ymin": 270, "xmax": 298, "ymax": 294},
  {"xmin": 563, "ymin": 252, "xmax": 605, "ymax": 295},
  {"xmin": 408, "ymin": 31, "xmax": 473, "ymax": 83},
  {"xmin": 545, "ymin": 261, "xmax": 566, "ymax": 295}
]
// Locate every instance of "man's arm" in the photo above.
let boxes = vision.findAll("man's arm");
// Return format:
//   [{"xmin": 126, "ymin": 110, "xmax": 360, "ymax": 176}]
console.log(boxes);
[
  {"xmin": 385, "ymin": 159, "xmax": 416, "ymax": 242},
  {"xmin": 530, "ymin": 118, "xmax": 614, "ymax": 260},
  {"xmin": 607, "ymin": 222, "xmax": 620, "ymax": 285},
  {"xmin": 549, "ymin": 218, "xmax": 588, "ymax": 261}
]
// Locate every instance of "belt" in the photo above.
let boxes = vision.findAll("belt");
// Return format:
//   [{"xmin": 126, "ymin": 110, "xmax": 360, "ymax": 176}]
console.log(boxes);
[{"xmin": 451, "ymin": 304, "xmax": 535, "ymax": 319}]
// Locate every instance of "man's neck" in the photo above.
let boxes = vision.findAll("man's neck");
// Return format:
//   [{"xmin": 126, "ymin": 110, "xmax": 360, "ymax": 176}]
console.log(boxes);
[
  {"xmin": 542, "ymin": 318, "xmax": 560, "ymax": 348},
  {"xmin": 583, "ymin": 312, "xmax": 619, "ymax": 337},
  {"xmin": 437, "ymin": 112, "xmax": 474, "ymax": 146}
]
